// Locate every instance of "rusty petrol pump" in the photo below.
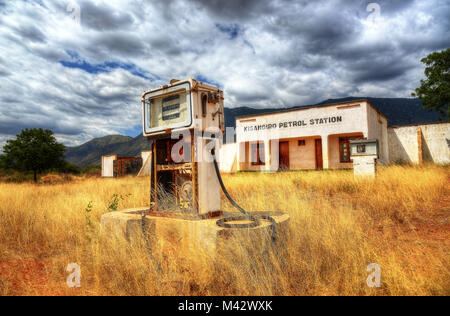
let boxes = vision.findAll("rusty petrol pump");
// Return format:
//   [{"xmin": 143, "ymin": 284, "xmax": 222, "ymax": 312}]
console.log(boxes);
[
  {"xmin": 142, "ymin": 78, "xmax": 224, "ymax": 216},
  {"xmin": 101, "ymin": 78, "xmax": 289, "ymax": 255}
]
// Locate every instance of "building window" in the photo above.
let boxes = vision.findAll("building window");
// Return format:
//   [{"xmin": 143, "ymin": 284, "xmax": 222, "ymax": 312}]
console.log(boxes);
[
  {"xmin": 298, "ymin": 139, "xmax": 306, "ymax": 146},
  {"xmin": 339, "ymin": 137, "xmax": 362, "ymax": 163},
  {"xmin": 339, "ymin": 138, "xmax": 350, "ymax": 163},
  {"xmin": 251, "ymin": 142, "xmax": 265, "ymax": 166}
]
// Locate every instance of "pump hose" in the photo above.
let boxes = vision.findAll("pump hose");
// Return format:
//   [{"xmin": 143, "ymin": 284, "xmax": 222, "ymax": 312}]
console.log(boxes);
[{"xmin": 211, "ymin": 149, "xmax": 277, "ymax": 242}]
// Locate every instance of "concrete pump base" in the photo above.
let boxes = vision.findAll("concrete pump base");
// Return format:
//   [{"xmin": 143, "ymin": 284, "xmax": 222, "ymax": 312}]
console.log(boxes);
[{"xmin": 100, "ymin": 208, "xmax": 290, "ymax": 255}]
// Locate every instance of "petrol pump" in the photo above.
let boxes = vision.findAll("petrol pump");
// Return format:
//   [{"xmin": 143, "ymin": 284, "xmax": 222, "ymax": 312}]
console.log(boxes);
[{"xmin": 141, "ymin": 78, "xmax": 224, "ymax": 216}]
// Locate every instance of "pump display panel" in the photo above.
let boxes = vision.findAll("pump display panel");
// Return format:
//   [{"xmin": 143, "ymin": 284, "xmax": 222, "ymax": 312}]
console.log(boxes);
[{"xmin": 143, "ymin": 82, "xmax": 192, "ymax": 135}]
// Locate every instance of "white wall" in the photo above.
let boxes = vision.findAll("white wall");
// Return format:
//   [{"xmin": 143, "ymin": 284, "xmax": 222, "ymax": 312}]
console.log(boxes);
[
  {"xmin": 366, "ymin": 104, "xmax": 389, "ymax": 164},
  {"xmin": 388, "ymin": 123, "xmax": 450, "ymax": 164},
  {"xmin": 138, "ymin": 151, "xmax": 152, "ymax": 177},
  {"xmin": 421, "ymin": 123, "xmax": 450, "ymax": 164},
  {"xmin": 101, "ymin": 155, "xmax": 116, "ymax": 177},
  {"xmin": 219, "ymin": 143, "xmax": 237, "ymax": 173},
  {"xmin": 141, "ymin": 151, "xmax": 151, "ymax": 163}
]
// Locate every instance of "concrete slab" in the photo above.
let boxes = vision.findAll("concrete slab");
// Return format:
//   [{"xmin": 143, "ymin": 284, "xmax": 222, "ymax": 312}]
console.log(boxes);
[{"xmin": 101, "ymin": 208, "xmax": 290, "ymax": 256}]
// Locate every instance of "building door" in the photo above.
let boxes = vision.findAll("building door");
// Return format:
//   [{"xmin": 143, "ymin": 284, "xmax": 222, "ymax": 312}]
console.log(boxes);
[
  {"xmin": 315, "ymin": 139, "xmax": 323, "ymax": 170},
  {"xmin": 279, "ymin": 141, "xmax": 290, "ymax": 171}
]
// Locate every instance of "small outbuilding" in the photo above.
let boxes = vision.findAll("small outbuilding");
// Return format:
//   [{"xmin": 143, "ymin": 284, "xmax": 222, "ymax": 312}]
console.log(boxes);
[{"xmin": 101, "ymin": 154, "xmax": 144, "ymax": 178}]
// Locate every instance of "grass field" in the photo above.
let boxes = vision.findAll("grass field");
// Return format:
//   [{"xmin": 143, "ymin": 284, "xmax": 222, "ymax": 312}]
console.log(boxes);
[{"xmin": 0, "ymin": 164, "xmax": 448, "ymax": 296}]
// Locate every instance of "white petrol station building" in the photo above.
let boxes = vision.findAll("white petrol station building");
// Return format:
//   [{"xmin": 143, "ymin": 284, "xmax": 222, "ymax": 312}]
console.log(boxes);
[
  {"xmin": 218, "ymin": 99, "xmax": 450, "ymax": 173},
  {"xmin": 235, "ymin": 100, "xmax": 388, "ymax": 172}
]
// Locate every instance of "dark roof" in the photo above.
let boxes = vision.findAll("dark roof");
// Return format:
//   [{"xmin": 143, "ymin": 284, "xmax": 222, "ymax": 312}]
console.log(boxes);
[{"xmin": 389, "ymin": 121, "xmax": 449, "ymax": 128}]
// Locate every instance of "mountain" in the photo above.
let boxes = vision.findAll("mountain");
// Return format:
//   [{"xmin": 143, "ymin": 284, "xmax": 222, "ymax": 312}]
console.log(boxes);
[
  {"xmin": 317, "ymin": 97, "xmax": 441, "ymax": 126},
  {"xmin": 66, "ymin": 97, "xmax": 442, "ymax": 167},
  {"xmin": 65, "ymin": 134, "xmax": 150, "ymax": 168}
]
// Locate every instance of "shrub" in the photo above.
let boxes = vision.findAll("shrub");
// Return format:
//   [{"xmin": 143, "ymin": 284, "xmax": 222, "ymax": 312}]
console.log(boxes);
[{"xmin": 59, "ymin": 162, "xmax": 81, "ymax": 175}]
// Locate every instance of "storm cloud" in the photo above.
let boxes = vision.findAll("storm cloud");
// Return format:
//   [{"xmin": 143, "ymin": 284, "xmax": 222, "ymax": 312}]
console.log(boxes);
[{"xmin": 0, "ymin": 0, "xmax": 448, "ymax": 148}]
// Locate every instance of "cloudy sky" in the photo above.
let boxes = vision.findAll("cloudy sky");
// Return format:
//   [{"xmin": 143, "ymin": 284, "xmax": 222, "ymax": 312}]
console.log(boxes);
[{"xmin": 0, "ymin": 0, "xmax": 448, "ymax": 148}]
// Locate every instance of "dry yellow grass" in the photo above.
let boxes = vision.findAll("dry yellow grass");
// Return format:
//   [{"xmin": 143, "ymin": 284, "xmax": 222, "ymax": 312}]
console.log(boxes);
[{"xmin": 0, "ymin": 164, "xmax": 448, "ymax": 296}]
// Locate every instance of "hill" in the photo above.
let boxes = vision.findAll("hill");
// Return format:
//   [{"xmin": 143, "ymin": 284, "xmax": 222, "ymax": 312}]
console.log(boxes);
[
  {"xmin": 65, "ymin": 134, "xmax": 150, "ymax": 168},
  {"xmin": 65, "ymin": 97, "xmax": 442, "ymax": 167},
  {"xmin": 317, "ymin": 97, "xmax": 441, "ymax": 126}
]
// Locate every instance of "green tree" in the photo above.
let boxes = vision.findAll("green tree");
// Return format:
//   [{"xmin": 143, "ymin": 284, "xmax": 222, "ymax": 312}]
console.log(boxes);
[
  {"xmin": 412, "ymin": 48, "xmax": 450, "ymax": 121},
  {"xmin": 0, "ymin": 154, "xmax": 5, "ymax": 169},
  {"xmin": 2, "ymin": 128, "xmax": 66, "ymax": 182}
]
